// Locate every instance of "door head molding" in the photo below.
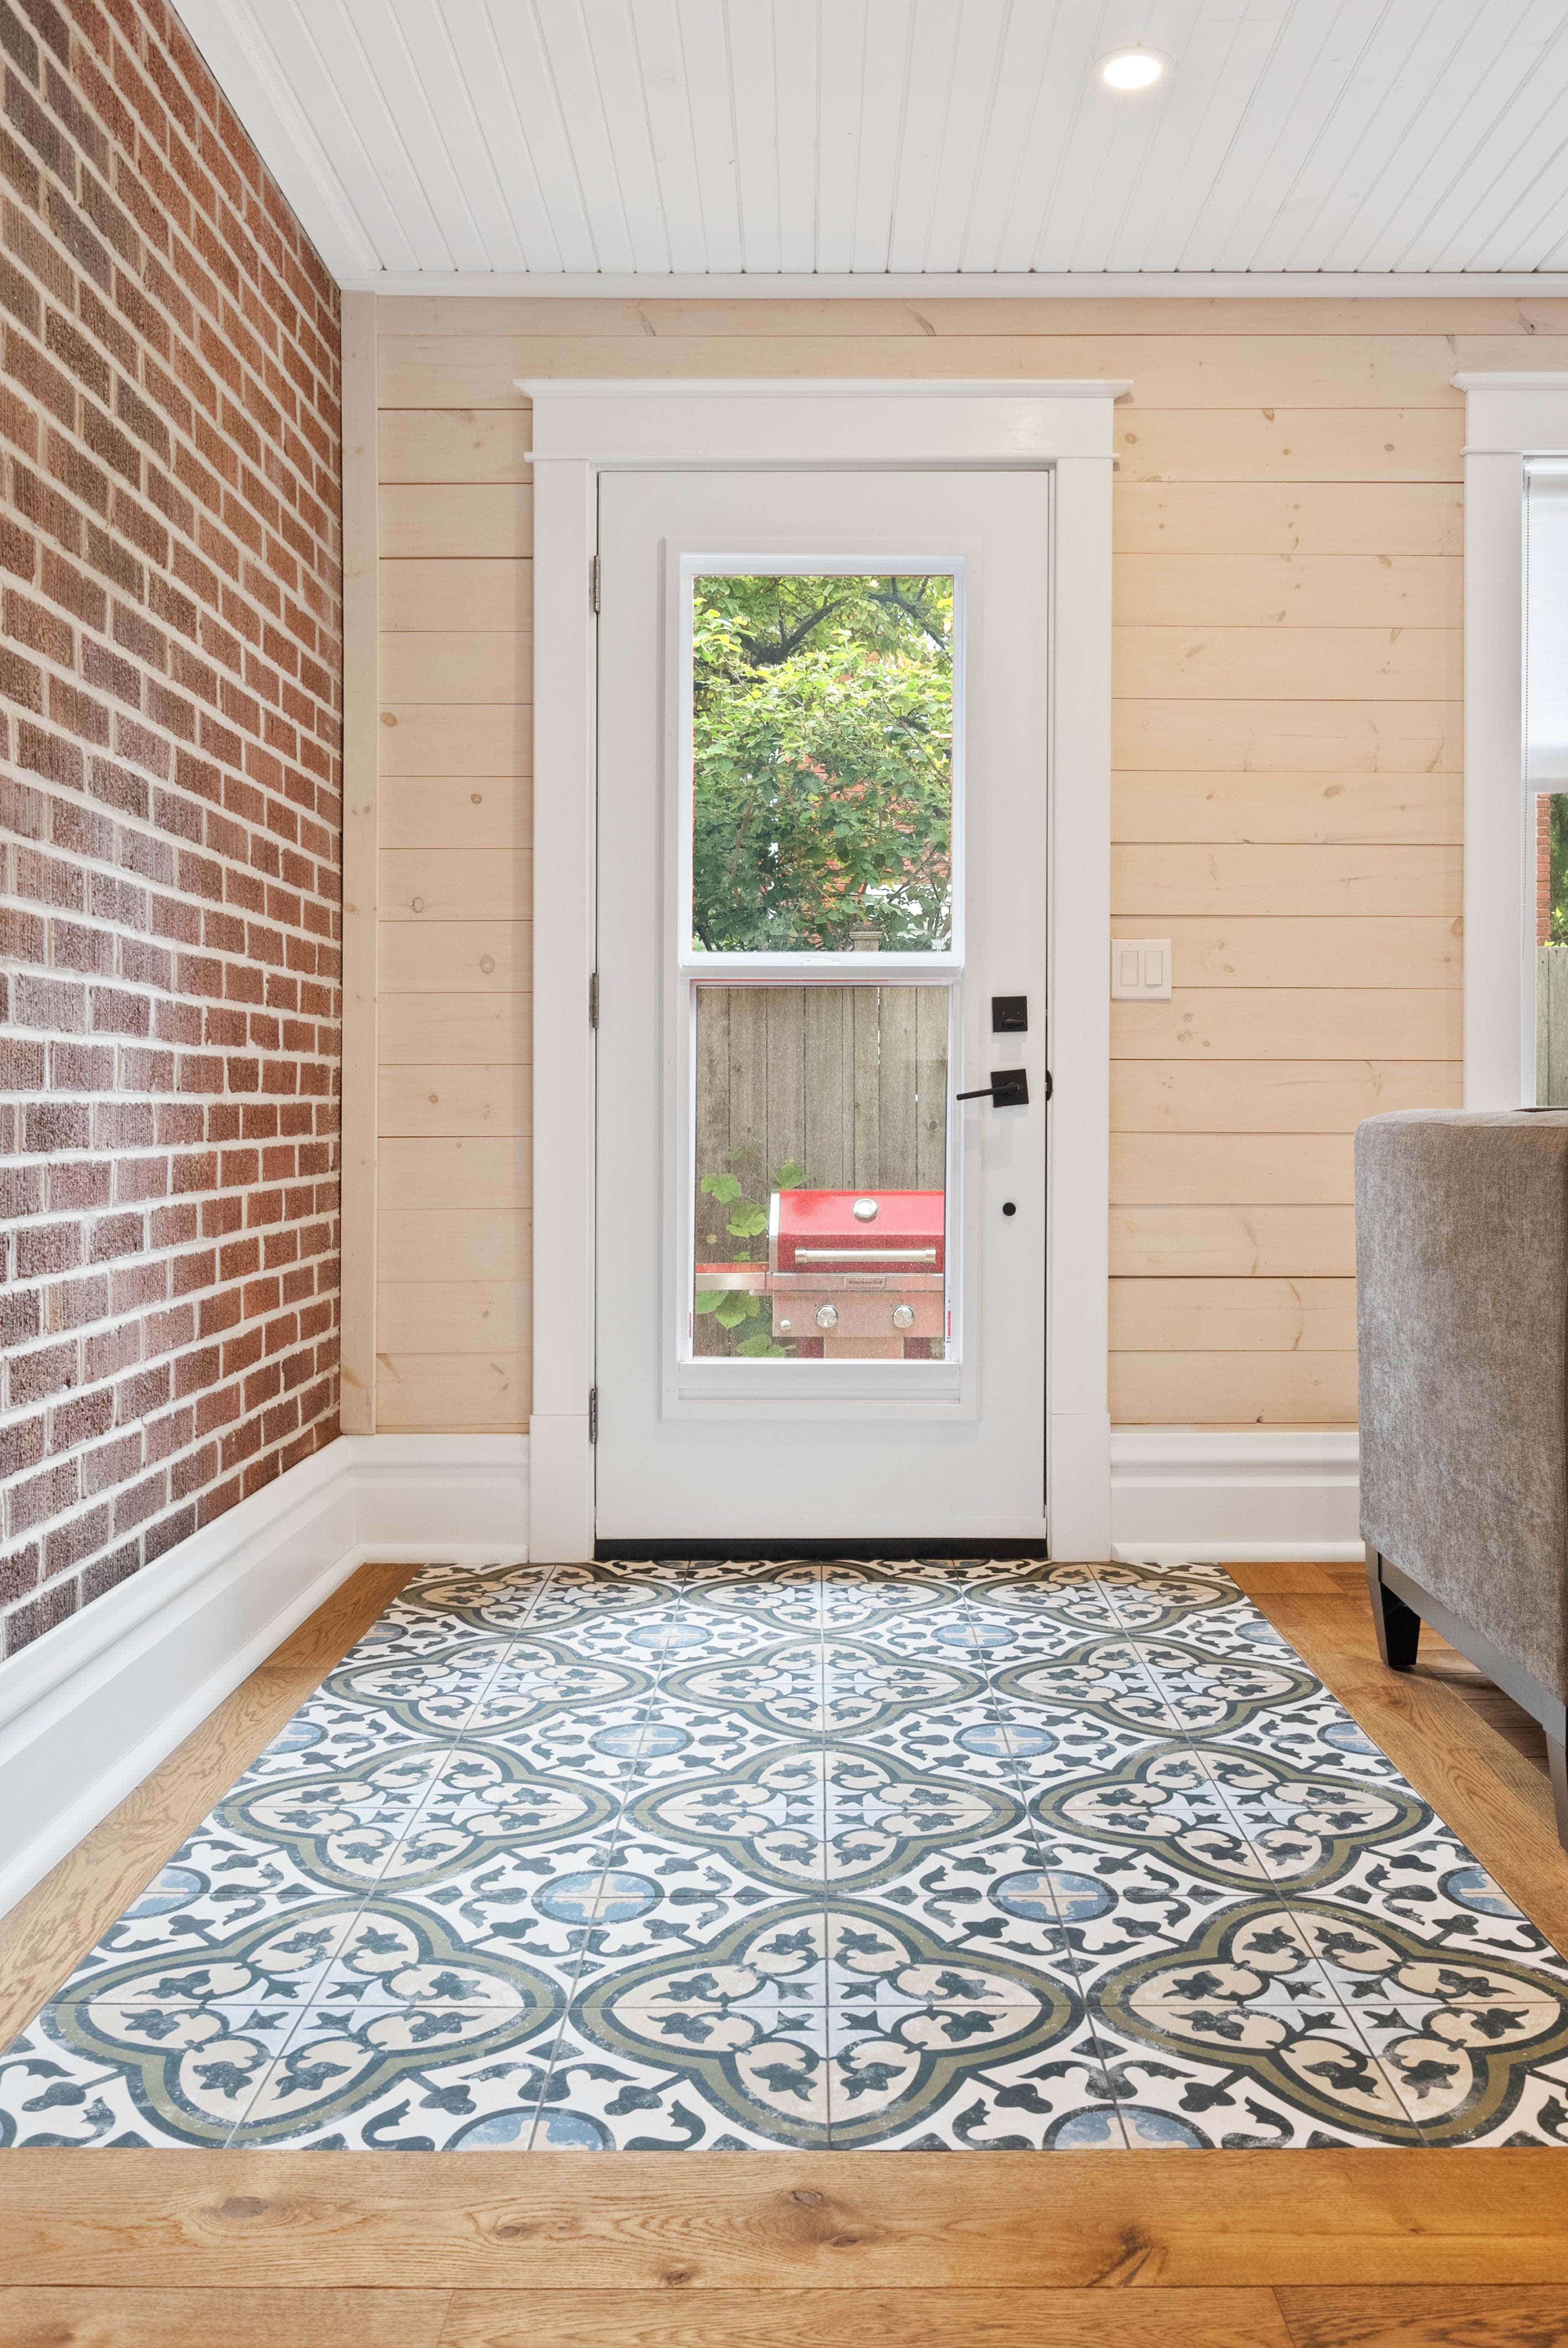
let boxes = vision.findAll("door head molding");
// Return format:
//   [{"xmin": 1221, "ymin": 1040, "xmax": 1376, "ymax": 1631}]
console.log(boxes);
[{"xmin": 520, "ymin": 377, "xmax": 1129, "ymax": 470}]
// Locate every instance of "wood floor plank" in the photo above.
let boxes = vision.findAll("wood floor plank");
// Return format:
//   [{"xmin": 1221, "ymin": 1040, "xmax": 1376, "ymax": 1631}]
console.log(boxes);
[
  {"xmin": 0, "ymin": 2288, "xmax": 452, "ymax": 2346},
  {"xmin": 1224, "ymin": 1563, "xmax": 1342, "ymax": 1594},
  {"xmin": 437, "ymin": 2283, "xmax": 1293, "ymax": 2346},
  {"xmin": 1250, "ymin": 1591, "xmax": 1568, "ymax": 1960},
  {"xmin": 4, "ymin": 2152, "xmax": 1568, "ymax": 2289},
  {"xmin": 0, "ymin": 1562, "xmax": 415, "ymax": 2050},
  {"xmin": 1273, "ymin": 2284, "xmax": 1568, "ymax": 2346}
]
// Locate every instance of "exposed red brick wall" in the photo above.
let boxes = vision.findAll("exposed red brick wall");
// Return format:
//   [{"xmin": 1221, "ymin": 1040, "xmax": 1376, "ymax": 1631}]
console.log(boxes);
[{"xmin": 0, "ymin": 0, "xmax": 342, "ymax": 1656}]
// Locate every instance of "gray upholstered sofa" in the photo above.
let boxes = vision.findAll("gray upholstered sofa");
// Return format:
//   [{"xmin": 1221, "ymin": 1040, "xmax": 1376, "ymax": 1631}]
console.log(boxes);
[{"xmin": 1356, "ymin": 1109, "xmax": 1568, "ymax": 1846}]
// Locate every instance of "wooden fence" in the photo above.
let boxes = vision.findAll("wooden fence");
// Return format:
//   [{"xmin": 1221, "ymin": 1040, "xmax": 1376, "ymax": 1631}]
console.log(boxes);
[
  {"xmin": 694, "ymin": 984, "xmax": 948, "ymax": 1209},
  {"xmin": 1539, "ymin": 946, "xmax": 1568, "ymax": 1106}
]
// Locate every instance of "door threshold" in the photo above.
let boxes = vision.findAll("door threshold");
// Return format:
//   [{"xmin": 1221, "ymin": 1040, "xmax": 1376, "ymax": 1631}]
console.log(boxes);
[{"xmin": 594, "ymin": 1537, "xmax": 1053, "ymax": 1562}]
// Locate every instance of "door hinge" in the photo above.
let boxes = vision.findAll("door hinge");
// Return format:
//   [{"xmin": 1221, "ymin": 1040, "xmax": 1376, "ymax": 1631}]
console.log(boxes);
[
  {"xmin": 587, "ymin": 1385, "xmax": 598, "ymax": 1444},
  {"xmin": 590, "ymin": 552, "xmax": 600, "ymax": 614},
  {"xmin": 589, "ymin": 970, "xmax": 599, "ymax": 1029}
]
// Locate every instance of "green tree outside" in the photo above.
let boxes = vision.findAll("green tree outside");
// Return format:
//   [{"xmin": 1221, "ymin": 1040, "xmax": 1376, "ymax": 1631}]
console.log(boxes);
[{"xmin": 690, "ymin": 572, "xmax": 954, "ymax": 952}]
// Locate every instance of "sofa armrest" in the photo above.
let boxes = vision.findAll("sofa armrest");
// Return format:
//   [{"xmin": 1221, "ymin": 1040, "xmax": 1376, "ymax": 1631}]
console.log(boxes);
[{"xmin": 1355, "ymin": 1109, "xmax": 1568, "ymax": 1706}]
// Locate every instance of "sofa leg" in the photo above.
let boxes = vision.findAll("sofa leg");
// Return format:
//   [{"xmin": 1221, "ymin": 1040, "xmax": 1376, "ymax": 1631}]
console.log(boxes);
[
  {"xmin": 1550, "ymin": 1738, "xmax": 1568, "ymax": 1853},
  {"xmin": 1365, "ymin": 1547, "xmax": 1421, "ymax": 1670}
]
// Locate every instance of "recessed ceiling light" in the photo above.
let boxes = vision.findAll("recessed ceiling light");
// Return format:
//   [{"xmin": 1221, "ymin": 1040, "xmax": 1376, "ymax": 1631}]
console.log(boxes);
[{"xmin": 1099, "ymin": 48, "xmax": 1167, "ymax": 91}]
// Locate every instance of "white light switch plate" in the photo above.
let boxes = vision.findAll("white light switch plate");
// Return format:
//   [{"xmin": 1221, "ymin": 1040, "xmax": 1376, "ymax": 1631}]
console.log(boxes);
[{"xmin": 1111, "ymin": 938, "xmax": 1172, "ymax": 1001}]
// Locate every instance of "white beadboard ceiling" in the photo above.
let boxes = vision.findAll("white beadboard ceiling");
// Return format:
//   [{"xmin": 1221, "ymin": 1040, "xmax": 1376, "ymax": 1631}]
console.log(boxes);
[{"xmin": 173, "ymin": 0, "xmax": 1568, "ymax": 292}]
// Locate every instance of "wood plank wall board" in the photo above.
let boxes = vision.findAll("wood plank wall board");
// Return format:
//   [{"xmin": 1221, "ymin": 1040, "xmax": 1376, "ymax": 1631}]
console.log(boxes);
[
  {"xmin": 378, "ymin": 1066, "xmax": 532, "ymax": 1137},
  {"xmin": 371, "ymin": 299, "xmax": 1503, "ymax": 1433},
  {"xmin": 372, "ymin": 374, "xmax": 533, "ymax": 1441},
  {"xmin": 1111, "ymin": 773, "xmax": 1462, "ymax": 845},
  {"xmin": 371, "ymin": 348, "xmax": 535, "ymax": 1436}
]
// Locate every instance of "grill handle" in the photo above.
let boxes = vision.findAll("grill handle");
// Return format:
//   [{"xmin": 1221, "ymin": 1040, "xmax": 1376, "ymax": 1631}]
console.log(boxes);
[{"xmin": 791, "ymin": 1247, "xmax": 938, "ymax": 1264}]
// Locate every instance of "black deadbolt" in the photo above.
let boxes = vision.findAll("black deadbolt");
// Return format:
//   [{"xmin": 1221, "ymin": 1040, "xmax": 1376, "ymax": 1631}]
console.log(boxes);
[
  {"xmin": 1002, "ymin": 1201, "xmax": 1017, "ymax": 1217},
  {"xmin": 992, "ymin": 996, "xmax": 1028, "ymax": 1033}
]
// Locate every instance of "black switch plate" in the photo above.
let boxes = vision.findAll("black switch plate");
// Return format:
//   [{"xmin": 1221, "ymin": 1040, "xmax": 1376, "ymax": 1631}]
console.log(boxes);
[{"xmin": 992, "ymin": 995, "xmax": 1028, "ymax": 1033}]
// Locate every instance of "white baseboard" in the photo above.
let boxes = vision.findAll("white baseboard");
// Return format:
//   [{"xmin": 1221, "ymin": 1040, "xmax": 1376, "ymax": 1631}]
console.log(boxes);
[
  {"xmin": 0, "ymin": 1432, "xmax": 529, "ymax": 1922},
  {"xmin": 1109, "ymin": 1428, "xmax": 1361, "ymax": 1564},
  {"xmin": 343, "ymin": 1432, "xmax": 529, "ymax": 1562}
]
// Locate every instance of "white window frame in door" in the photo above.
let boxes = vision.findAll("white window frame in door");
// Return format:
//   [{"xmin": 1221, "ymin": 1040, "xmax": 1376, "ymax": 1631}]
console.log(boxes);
[
  {"xmin": 1457, "ymin": 370, "xmax": 1568, "ymax": 1106},
  {"xmin": 523, "ymin": 379, "xmax": 1125, "ymax": 1564}
]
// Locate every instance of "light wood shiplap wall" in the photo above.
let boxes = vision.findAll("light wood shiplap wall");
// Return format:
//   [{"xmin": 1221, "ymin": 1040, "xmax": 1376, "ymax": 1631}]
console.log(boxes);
[
  {"xmin": 373, "ymin": 344, "xmax": 533, "ymax": 1429},
  {"xmin": 369, "ymin": 295, "xmax": 1555, "ymax": 1432}
]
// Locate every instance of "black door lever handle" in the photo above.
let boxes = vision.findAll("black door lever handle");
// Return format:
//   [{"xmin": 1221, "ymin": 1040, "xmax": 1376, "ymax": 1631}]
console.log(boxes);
[{"xmin": 955, "ymin": 1068, "xmax": 1029, "ymax": 1108}]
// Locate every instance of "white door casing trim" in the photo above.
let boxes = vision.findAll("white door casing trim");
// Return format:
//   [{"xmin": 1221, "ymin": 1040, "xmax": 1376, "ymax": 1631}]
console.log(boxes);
[
  {"xmin": 0, "ymin": 1434, "xmax": 528, "ymax": 1923},
  {"xmin": 523, "ymin": 378, "xmax": 1123, "ymax": 1562},
  {"xmin": 1456, "ymin": 372, "xmax": 1568, "ymax": 1109}
]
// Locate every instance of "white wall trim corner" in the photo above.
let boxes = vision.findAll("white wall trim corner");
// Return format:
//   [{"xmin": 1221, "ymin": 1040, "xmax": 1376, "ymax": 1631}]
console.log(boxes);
[
  {"xmin": 0, "ymin": 1433, "xmax": 528, "ymax": 1921},
  {"xmin": 1110, "ymin": 1428, "xmax": 1361, "ymax": 1564},
  {"xmin": 1456, "ymin": 370, "xmax": 1568, "ymax": 1109},
  {"xmin": 524, "ymin": 377, "xmax": 1122, "ymax": 1563}
]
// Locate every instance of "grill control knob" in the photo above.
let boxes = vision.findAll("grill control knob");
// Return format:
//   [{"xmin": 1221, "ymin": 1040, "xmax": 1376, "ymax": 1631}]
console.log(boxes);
[
  {"xmin": 777, "ymin": 1317, "xmax": 792, "ymax": 1332},
  {"xmin": 852, "ymin": 1197, "xmax": 878, "ymax": 1220},
  {"xmin": 815, "ymin": 1303, "xmax": 839, "ymax": 1330},
  {"xmin": 891, "ymin": 1303, "xmax": 916, "ymax": 1331}
]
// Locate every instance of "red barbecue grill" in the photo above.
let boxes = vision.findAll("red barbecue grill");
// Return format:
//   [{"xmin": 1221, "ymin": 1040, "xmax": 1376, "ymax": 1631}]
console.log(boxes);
[{"xmin": 767, "ymin": 1188, "xmax": 945, "ymax": 1359}]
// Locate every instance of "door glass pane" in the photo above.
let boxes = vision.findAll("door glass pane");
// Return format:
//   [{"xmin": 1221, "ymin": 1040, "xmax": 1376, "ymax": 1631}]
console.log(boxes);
[
  {"xmin": 692, "ymin": 985, "xmax": 950, "ymax": 1361},
  {"xmin": 690, "ymin": 573, "xmax": 955, "ymax": 953},
  {"xmin": 1536, "ymin": 792, "xmax": 1568, "ymax": 1105}
]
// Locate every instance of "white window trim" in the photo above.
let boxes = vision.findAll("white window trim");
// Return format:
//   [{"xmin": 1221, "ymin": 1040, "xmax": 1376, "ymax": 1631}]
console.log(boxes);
[
  {"xmin": 522, "ymin": 378, "xmax": 1124, "ymax": 1564},
  {"xmin": 1457, "ymin": 372, "xmax": 1568, "ymax": 1107}
]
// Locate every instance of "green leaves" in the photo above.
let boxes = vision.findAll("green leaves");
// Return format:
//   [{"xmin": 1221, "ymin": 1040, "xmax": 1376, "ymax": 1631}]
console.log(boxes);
[
  {"xmin": 696, "ymin": 1147, "xmax": 803, "ymax": 1356},
  {"xmin": 690, "ymin": 571, "xmax": 954, "ymax": 954}
]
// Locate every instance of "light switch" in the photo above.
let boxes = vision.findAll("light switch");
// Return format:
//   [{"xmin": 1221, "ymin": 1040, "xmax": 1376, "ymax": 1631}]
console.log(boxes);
[{"xmin": 1111, "ymin": 938, "xmax": 1173, "ymax": 1001}]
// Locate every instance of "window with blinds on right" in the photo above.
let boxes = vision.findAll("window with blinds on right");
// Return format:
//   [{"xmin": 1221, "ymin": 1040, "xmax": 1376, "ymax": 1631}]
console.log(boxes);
[{"xmin": 1527, "ymin": 465, "xmax": 1568, "ymax": 1105}]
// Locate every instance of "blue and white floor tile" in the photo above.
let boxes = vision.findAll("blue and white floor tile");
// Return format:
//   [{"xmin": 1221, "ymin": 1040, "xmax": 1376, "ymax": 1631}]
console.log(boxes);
[{"xmin": 5, "ymin": 1554, "xmax": 1568, "ymax": 2149}]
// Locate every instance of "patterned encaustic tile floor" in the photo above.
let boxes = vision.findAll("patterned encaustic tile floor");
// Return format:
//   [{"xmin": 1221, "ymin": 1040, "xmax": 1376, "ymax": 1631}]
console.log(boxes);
[{"xmin": 4, "ymin": 1556, "xmax": 1568, "ymax": 2152}]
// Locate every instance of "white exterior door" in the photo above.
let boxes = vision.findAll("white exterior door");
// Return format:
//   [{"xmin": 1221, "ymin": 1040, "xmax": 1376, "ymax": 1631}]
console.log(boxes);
[{"xmin": 594, "ymin": 469, "xmax": 1050, "ymax": 1548}]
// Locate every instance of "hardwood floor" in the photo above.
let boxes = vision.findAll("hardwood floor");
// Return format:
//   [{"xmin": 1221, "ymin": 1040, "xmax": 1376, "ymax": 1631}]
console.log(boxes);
[
  {"xmin": 6, "ymin": 2287, "xmax": 1568, "ymax": 2348},
  {"xmin": 2, "ymin": 1556, "xmax": 1567, "ymax": 2344}
]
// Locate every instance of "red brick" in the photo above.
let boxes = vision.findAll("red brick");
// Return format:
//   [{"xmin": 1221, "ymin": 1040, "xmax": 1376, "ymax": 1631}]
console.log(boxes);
[
  {"xmin": 0, "ymin": 1543, "xmax": 40, "ymax": 1608},
  {"xmin": 0, "ymin": 1412, "xmax": 45, "ymax": 1478},
  {"xmin": 48, "ymin": 1157, "xmax": 111, "ymax": 1209},
  {"xmin": 48, "ymin": 1387, "xmax": 112, "ymax": 1450},
  {"xmin": 1, "ymin": 0, "xmax": 340, "ymax": 1659},
  {"xmin": 9, "ymin": 1455, "xmax": 79, "ymax": 1534}
]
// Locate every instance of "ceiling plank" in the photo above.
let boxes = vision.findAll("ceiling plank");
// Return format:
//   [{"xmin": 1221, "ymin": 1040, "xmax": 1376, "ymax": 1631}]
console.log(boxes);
[
  {"xmin": 635, "ymin": 0, "xmax": 720, "ymax": 274},
  {"xmin": 483, "ymin": 0, "xmax": 604, "ymax": 272}
]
